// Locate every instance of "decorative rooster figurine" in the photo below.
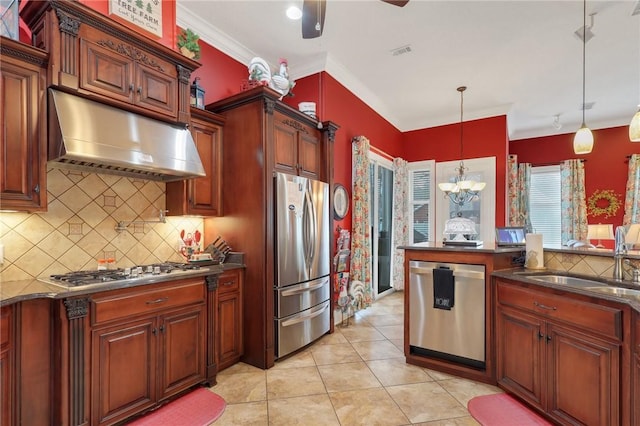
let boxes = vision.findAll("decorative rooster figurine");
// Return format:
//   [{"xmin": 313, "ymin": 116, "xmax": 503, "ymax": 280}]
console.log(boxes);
[
  {"xmin": 269, "ymin": 58, "xmax": 296, "ymax": 99},
  {"xmin": 247, "ymin": 57, "xmax": 295, "ymax": 100}
]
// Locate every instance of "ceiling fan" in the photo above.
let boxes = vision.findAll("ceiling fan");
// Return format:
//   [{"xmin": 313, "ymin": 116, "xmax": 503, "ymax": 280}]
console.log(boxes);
[{"xmin": 302, "ymin": 0, "xmax": 409, "ymax": 39}]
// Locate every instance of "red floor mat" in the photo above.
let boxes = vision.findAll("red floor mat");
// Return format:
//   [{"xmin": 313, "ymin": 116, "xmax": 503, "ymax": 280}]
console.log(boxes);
[
  {"xmin": 127, "ymin": 387, "xmax": 226, "ymax": 426},
  {"xmin": 468, "ymin": 393, "xmax": 552, "ymax": 426}
]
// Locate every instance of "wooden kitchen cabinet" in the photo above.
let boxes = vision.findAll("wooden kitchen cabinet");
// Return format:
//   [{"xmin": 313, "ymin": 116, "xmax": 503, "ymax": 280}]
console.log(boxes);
[
  {"xmin": 216, "ymin": 269, "xmax": 243, "ymax": 371},
  {"xmin": 206, "ymin": 86, "xmax": 338, "ymax": 369},
  {"xmin": 273, "ymin": 110, "xmax": 321, "ymax": 179},
  {"xmin": 80, "ymin": 38, "xmax": 178, "ymax": 118},
  {"xmin": 90, "ymin": 279, "xmax": 206, "ymax": 425},
  {"xmin": 495, "ymin": 278, "xmax": 623, "ymax": 425},
  {"xmin": 0, "ymin": 37, "xmax": 48, "ymax": 212},
  {"xmin": 166, "ymin": 108, "xmax": 225, "ymax": 216},
  {"xmin": 0, "ymin": 305, "xmax": 14, "ymax": 426},
  {"xmin": 22, "ymin": 0, "xmax": 200, "ymax": 124}
]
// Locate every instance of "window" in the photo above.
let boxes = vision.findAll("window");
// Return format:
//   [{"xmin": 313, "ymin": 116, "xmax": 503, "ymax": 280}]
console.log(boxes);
[
  {"xmin": 408, "ymin": 160, "xmax": 435, "ymax": 244},
  {"xmin": 529, "ymin": 165, "xmax": 562, "ymax": 246}
]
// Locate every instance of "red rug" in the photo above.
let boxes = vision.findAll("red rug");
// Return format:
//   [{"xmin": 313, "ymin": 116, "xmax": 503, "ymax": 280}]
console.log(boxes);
[
  {"xmin": 128, "ymin": 387, "xmax": 226, "ymax": 426},
  {"xmin": 467, "ymin": 393, "xmax": 553, "ymax": 426}
]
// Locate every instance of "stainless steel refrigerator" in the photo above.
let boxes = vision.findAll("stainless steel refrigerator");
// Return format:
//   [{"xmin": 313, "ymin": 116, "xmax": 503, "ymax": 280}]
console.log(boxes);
[{"xmin": 274, "ymin": 172, "xmax": 331, "ymax": 358}]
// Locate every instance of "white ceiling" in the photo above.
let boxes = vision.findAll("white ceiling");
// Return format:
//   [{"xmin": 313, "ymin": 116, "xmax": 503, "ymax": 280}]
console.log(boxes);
[{"xmin": 177, "ymin": 0, "xmax": 640, "ymax": 140}]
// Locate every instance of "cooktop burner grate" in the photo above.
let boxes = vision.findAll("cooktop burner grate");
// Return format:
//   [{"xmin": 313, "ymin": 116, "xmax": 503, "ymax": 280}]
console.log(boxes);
[{"xmin": 48, "ymin": 262, "xmax": 202, "ymax": 286}]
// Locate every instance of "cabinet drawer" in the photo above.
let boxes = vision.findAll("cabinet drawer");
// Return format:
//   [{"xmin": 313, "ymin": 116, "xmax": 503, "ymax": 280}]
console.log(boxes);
[
  {"xmin": 92, "ymin": 279, "xmax": 205, "ymax": 325},
  {"xmin": 218, "ymin": 271, "xmax": 239, "ymax": 295},
  {"xmin": 497, "ymin": 282, "xmax": 622, "ymax": 340}
]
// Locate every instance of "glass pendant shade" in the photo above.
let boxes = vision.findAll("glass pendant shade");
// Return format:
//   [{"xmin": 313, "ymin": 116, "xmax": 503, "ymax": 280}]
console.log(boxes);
[
  {"xmin": 630, "ymin": 107, "xmax": 640, "ymax": 142},
  {"xmin": 573, "ymin": 124, "xmax": 594, "ymax": 154}
]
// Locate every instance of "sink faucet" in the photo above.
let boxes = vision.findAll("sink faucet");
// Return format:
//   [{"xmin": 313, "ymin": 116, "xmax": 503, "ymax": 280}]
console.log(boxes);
[{"xmin": 613, "ymin": 225, "xmax": 626, "ymax": 280}]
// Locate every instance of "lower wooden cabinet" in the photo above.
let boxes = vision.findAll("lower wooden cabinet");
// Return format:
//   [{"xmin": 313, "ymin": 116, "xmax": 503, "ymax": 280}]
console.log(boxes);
[
  {"xmin": 495, "ymin": 279, "xmax": 623, "ymax": 425},
  {"xmin": 217, "ymin": 269, "xmax": 243, "ymax": 371},
  {"xmin": 0, "ymin": 305, "xmax": 14, "ymax": 426},
  {"xmin": 90, "ymin": 279, "xmax": 206, "ymax": 425}
]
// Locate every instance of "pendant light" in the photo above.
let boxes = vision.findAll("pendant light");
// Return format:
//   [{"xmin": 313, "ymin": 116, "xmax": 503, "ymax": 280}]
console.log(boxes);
[
  {"xmin": 573, "ymin": 0, "xmax": 594, "ymax": 154},
  {"xmin": 437, "ymin": 86, "xmax": 486, "ymax": 206}
]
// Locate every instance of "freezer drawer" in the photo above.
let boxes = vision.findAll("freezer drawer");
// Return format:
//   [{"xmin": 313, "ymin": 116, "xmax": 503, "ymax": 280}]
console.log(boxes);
[
  {"xmin": 275, "ymin": 300, "xmax": 330, "ymax": 358},
  {"xmin": 275, "ymin": 276, "xmax": 330, "ymax": 318},
  {"xmin": 409, "ymin": 261, "xmax": 485, "ymax": 367}
]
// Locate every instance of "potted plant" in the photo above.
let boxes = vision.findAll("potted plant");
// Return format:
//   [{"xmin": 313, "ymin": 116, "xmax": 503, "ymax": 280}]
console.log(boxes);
[{"xmin": 177, "ymin": 28, "xmax": 201, "ymax": 60}]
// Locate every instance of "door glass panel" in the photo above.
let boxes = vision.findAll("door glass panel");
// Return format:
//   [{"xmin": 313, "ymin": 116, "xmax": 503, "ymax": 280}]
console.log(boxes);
[{"xmin": 376, "ymin": 166, "xmax": 393, "ymax": 294}]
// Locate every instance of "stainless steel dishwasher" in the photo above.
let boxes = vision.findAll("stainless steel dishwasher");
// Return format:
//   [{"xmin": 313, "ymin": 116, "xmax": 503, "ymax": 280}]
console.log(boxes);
[{"xmin": 409, "ymin": 260, "xmax": 486, "ymax": 369}]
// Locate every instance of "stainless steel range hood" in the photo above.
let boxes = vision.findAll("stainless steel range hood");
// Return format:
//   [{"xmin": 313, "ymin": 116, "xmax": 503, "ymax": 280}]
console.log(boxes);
[{"xmin": 48, "ymin": 89, "xmax": 205, "ymax": 182}]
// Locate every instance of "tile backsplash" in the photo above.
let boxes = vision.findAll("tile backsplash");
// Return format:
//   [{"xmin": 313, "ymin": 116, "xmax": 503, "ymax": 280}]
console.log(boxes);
[
  {"xmin": 544, "ymin": 250, "xmax": 615, "ymax": 278},
  {"xmin": 0, "ymin": 168, "xmax": 203, "ymax": 282}
]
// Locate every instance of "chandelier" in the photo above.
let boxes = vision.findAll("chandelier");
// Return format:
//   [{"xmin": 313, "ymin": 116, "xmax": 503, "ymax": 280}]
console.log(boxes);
[{"xmin": 437, "ymin": 86, "xmax": 486, "ymax": 206}]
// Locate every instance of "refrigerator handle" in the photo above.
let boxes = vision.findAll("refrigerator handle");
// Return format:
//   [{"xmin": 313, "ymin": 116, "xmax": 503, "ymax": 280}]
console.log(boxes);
[
  {"xmin": 307, "ymin": 186, "xmax": 318, "ymax": 264},
  {"xmin": 303, "ymin": 188, "xmax": 314, "ymax": 266}
]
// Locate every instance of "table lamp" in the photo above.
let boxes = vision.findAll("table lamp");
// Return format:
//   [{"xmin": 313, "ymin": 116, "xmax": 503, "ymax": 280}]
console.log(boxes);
[{"xmin": 587, "ymin": 224, "xmax": 614, "ymax": 248}]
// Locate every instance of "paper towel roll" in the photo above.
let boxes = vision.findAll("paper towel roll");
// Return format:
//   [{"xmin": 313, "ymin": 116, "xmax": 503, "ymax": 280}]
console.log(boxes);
[{"xmin": 525, "ymin": 233, "xmax": 544, "ymax": 269}]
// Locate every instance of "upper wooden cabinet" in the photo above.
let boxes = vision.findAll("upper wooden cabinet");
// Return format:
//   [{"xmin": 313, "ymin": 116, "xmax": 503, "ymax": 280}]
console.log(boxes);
[
  {"xmin": 0, "ymin": 37, "xmax": 48, "ymax": 212},
  {"xmin": 22, "ymin": 0, "xmax": 200, "ymax": 124},
  {"xmin": 80, "ymin": 38, "xmax": 178, "ymax": 118},
  {"xmin": 166, "ymin": 108, "xmax": 225, "ymax": 216},
  {"xmin": 273, "ymin": 110, "xmax": 321, "ymax": 179}
]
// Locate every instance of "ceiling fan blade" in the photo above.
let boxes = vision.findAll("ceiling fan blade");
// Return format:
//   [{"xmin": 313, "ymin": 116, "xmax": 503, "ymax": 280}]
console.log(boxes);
[
  {"xmin": 381, "ymin": 0, "xmax": 409, "ymax": 7},
  {"xmin": 302, "ymin": 0, "xmax": 326, "ymax": 39}
]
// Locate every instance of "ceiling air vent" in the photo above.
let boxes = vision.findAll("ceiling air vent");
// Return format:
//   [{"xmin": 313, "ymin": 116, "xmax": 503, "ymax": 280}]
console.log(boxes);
[{"xmin": 390, "ymin": 45, "xmax": 412, "ymax": 56}]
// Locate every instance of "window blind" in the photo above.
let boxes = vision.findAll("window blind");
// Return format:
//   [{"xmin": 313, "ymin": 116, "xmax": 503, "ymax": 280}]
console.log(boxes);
[{"xmin": 530, "ymin": 165, "xmax": 561, "ymax": 246}]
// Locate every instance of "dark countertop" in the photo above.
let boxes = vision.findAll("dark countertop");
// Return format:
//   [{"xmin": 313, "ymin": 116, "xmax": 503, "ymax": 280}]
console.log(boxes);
[
  {"xmin": 400, "ymin": 242, "xmax": 524, "ymax": 254},
  {"xmin": 0, "ymin": 263, "xmax": 245, "ymax": 307},
  {"xmin": 492, "ymin": 268, "xmax": 640, "ymax": 312}
]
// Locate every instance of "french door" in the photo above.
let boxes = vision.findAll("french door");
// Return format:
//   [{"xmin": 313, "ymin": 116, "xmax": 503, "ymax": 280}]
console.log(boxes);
[{"xmin": 369, "ymin": 152, "xmax": 394, "ymax": 298}]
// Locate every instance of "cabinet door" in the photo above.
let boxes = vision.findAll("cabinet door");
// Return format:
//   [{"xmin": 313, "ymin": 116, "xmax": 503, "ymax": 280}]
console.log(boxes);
[
  {"xmin": 190, "ymin": 117, "xmax": 223, "ymax": 215},
  {"xmin": 217, "ymin": 270, "xmax": 243, "ymax": 371},
  {"xmin": 158, "ymin": 306, "xmax": 206, "ymax": 400},
  {"xmin": 495, "ymin": 306, "xmax": 545, "ymax": 410},
  {"xmin": 80, "ymin": 39, "xmax": 134, "ymax": 104},
  {"xmin": 92, "ymin": 318, "xmax": 157, "ymax": 426},
  {"xmin": 0, "ymin": 54, "xmax": 46, "ymax": 211},
  {"xmin": 134, "ymin": 63, "xmax": 178, "ymax": 118},
  {"xmin": 274, "ymin": 119, "xmax": 299, "ymax": 175},
  {"xmin": 547, "ymin": 323, "xmax": 620, "ymax": 426},
  {"xmin": 297, "ymin": 131, "xmax": 321, "ymax": 180},
  {"xmin": 0, "ymin": 306, "xmax": 13, "ymax": 426},
  {"xmin": 166, "ymin": 112, "xmax": 223, "ymax": 216}
]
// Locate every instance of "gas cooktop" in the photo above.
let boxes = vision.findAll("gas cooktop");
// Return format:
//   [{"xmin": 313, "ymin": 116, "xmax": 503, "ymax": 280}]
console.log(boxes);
[{"xmin": 40, "ymin": 262, "xmax": 212, "ymax": 288}]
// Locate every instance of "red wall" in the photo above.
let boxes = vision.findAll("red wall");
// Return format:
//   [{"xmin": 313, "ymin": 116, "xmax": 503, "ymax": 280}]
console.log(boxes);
[
  {"xmin": 403, "ymin": 116, "xmax": 510, "ymax": 227},
  {"xmin": 284, "ymin": 72, "xmax": 405, "ymax": 230},
  {"xmin": 510, "ymin": 126, "xmax": 635, "ymax": 247}
]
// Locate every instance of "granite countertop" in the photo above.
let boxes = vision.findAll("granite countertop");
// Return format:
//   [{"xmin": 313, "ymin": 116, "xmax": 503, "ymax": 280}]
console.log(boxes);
[
  {"xmin": 492, "ymin": 268, "xmax": 640, "ymax": 312},
  {"xmin": 0, "ymin": 263, "xmax": 245, "ymax": 307},
  {"xmin": 400, "ymin": 241, "xmax": 524, "ymax": 254}
]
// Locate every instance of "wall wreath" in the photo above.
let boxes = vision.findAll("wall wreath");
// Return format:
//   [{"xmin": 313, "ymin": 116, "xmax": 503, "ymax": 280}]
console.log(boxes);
[{"xmin": 587, "ymin": 189, "xmax": 621, "ymax": 219}]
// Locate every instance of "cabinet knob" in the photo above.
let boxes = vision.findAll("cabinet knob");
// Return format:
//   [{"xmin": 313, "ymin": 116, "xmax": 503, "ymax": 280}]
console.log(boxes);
[
  {"xmin": 546, "ymin": 335, "xmax": 552, "ymax": 343},
  {"xmin": 129, "ymin": 84, "xmax": 134, "ymax": 92},
  {"xmin": 34, "ymin": 184, "xmax": 40, "ymax": 194},
  {"xmin": 152, "ymin": 328, "xmax": 157, "ymax": 335},
  {"xmin": 137, "ymin": 86, "xmax": 142, "ymax": 94},
  {"xmin": 159, "ymin": 324, "xmax": 165, "ymax": 334},
  {"xmin": 538, "ymin": 332, "xmax": 544, "ymax": 340}
]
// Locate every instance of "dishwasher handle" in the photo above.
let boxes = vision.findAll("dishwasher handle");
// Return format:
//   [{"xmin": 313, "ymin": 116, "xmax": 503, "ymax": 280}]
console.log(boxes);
[{"xmin": 410, "ymin": 266, "xmax": 484, "ymax": 280}]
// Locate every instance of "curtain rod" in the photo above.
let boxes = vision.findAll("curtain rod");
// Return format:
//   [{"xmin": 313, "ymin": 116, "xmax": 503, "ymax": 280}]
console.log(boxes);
[
  {"xmin": 369, "ymin": 145, "xmax": 394, "ymax": 161},
  {"xmin": 531, "ymin": 159, "xmax": 586, "ymax": 167}
]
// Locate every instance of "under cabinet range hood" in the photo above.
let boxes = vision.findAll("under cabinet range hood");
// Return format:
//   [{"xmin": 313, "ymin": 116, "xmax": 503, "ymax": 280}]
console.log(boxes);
[{"xmin": 48, "ymin": 89, "xmax": 205, "ymax": 182}]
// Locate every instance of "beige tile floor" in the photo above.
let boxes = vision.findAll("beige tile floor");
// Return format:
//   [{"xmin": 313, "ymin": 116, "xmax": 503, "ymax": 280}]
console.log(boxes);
[{"xmin": 209, "ymin": 291, "xmax": 502, "ymax": 425}]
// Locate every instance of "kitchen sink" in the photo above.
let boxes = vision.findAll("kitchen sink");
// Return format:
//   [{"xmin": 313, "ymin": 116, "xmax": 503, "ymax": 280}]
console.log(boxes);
[
  {"xmin": 584, "ymin": 286, "xmax": 640, "ymax": 298},
  {"xmin": 526, "ymin": 274, "xmax": 605, "ymax": 288}
]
